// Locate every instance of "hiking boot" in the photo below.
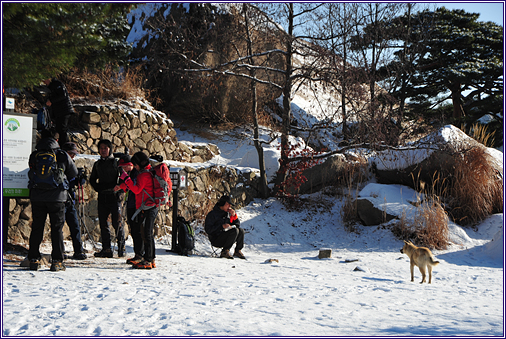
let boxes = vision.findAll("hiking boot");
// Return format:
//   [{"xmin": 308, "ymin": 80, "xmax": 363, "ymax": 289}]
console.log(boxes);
[
  {"xmin": 220, "ymin": 249, "xmax": 234, "ymax": 259},
  {"xmin": 50, "ymin": 261, "xmax": 66, "ymax": 272},
  {"xmin": 72, "ymin": 252, "xmax": 87, "ymax": 260},
  {"xmin": 126, "ymin": 255, "xmax": 143, "ymax": 265},
  {"xmin": 132, "ymin": 260, "xmax": 152, "ymax": 269},
  {"xmin": 29, "ymin": 259, "xmax": 41, "ymax": 271},
  {"xmin": 151, "ymin": 260, "xmax": 156, "ymax": 269},
  {"xmin": 94, "ymin": 248, "xmax": 113, "ymax": 258},
  {"xmin": 233, "ymin": 250, "xmax": 246, "ymax": 260}
]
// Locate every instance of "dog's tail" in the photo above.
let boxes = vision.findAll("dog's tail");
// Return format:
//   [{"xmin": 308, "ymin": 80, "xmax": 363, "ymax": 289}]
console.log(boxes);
[{"xmin": 430, "ymin": 257, "xmax": 440, "ymax": 266}]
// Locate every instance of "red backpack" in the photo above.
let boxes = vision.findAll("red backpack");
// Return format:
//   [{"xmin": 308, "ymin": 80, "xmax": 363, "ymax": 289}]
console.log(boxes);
[
  {"xmin": 146, "ymin": 162, "xmax": 172, "ymax": 207},
  {"xmin": 133, "ymin": 163, "xmax": 173, "ymax": 220}
]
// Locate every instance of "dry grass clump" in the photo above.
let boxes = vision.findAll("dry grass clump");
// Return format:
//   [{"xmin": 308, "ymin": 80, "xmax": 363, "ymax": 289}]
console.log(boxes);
[
  {"xmin": 391, "ymin": 196, "xmax": 449, "ymax": 250},
  {"xmin": 449, "ymin": 146, "xmax": 503, "ymax": 225},
  {"xmin": 391, "ymin": 172, "xmax": 449, "ymax": 250},
  {"xmin": 62, "ymin": 65, "xmax": 148, "ymax": 100},
  {"xmin": 462, "ymin": 123, "xmax": 496, "ymax": 148},
  {"xmin": 412, "ymin": 197, "xmax": 449, "ymax": 250},
  {"xmin": 339, "ymin": 157, "xmax": 368, "ymax": 232}
]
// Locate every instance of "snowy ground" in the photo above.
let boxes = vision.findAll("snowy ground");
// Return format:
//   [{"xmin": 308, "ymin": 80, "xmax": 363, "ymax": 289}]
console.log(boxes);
[
  {"xmin": 2, "ymin": 123, "xmax": 504, "ymax": 337},
  {"xmin": 2, "ymin": 200, "xmax": 503, "ymax": 336}
]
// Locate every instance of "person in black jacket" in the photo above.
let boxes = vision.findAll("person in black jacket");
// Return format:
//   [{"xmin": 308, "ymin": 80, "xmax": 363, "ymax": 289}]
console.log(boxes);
[
  {"xmin": 27, "ymin": 128, "xmax": 78, "ymax": 271},
  {"xmin": 61, "ymin": 142, "xmax": 87, "ymax": 260},
  {"xmin": 43, "ymin": 78, "xmax": 75, "ymax": 146},
  {"xmin": 89, "ymin": 139, "xmax": 125, "ymax": 258},
  {"xmin": 204, "ymin": 195, "xmax": 246, "ymax": 259}
]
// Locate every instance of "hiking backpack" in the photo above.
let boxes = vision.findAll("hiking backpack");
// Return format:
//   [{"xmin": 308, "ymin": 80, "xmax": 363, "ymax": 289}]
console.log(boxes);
[
  {"xmin": 28, "ymin": 149, "xmax": 68, "ymax": 190},
  {"xmin": 177, "ymin": 216, "xmax": 195, "ymax": 256},
  {"xmin": 132, "ymin": 162, "xmax": 173, "ymax": 219},
  {"xmin": 34, "ymin": 107, "xmax": 53, "ymax": 131},
  {"xmin": 146, "ymin": 162, "xmax": 172, "ymax": 207}
]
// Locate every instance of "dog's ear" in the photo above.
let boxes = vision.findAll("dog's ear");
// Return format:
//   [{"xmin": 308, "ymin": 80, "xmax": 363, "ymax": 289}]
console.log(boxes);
[{"xmin": 403, "ymin": 240, "xmax": 408, "ymax": 244}]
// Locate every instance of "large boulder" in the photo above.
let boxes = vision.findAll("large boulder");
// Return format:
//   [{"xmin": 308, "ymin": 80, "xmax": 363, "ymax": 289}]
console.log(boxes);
[
  {"xmin": 356, "ymin": 183, "xmax": 424, "ymax": 226},
  {"xmin": 372, "ymin": 125, "xmax": 503, "ymax": 188}
]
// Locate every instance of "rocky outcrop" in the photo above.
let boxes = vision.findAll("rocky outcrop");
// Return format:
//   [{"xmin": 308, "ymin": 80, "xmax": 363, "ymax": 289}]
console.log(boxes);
[
  {"xmin": 372, "ymin": 125, "xmax": 503, "ymax": 188},
  {"xmin": 296, "ymin": 153, "xmax": 370, "ymax": 195},
  {"xmin": 359, "ymin": 126, "xmax": 503, "ymax": 226}
]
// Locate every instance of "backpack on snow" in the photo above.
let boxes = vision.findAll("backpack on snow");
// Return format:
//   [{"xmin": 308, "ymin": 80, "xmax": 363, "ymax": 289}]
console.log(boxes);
[
  {"xmin": 132, "ymin": 162, "xmax": 172, "ymax": 219},
  {"xmin": 34, "ymin": 107, "xmax": 53, "ymax": 131},
  {"xmin": 28, "ymin": 149, "xmax": 68, "ymax": 190},
  {"xmin": 177, "ymin": 216, "xmax": 195, "ymax": 256}
]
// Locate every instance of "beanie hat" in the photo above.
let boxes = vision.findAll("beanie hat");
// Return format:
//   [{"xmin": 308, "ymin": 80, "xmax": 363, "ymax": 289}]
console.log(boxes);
[
  {"xmin": 118, "ymin": 157, "xmax": 133, "ymax": 167},
  {"xmin": 217, "ymin": 195, "xmax": 234, "ymax": 207},
  {"xmin": 61, "ymin": 142, "xmax": 79, "ymax": 156}
]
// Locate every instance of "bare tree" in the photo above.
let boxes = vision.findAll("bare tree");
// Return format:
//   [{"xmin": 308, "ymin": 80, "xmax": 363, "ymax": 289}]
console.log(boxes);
[
  {"xmin": 133, "ymin": 3, "xmax": 356, "ymax": 195},
  {"xmin": 241, "ymin": 3, "xmax": 270, "ymax": 198},
  {"xmin": 309, "ymin": 3, "xmax": 365, "ymax": 141},
  {"xmin": 349, "ymin": 3, "xmax": 401, "ymax": 116}
]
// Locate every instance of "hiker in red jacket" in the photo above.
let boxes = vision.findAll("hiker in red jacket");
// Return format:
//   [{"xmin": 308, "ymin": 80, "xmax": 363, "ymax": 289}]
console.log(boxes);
[{"xmin": 118, "ymin": 151, "xmax": 158, "ymax": 269}]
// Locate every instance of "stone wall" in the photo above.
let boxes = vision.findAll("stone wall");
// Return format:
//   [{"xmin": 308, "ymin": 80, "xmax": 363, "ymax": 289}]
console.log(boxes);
[{"xmin": 6, "ymin": 99, "xmax": 261, "ymax": 246}]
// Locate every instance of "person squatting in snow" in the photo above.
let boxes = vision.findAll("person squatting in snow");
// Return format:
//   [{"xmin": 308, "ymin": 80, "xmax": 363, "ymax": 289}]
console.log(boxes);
[
  {"xmin": 116, "ymin": 151, "xmax": 159, "ymax": 269},
  {"xmin": 89, "ymin": 139, "xmax": 126, "ymax": 258},
  {"xmin": 205, "ymin": 195, "xmax": 246, "ymax": 259}
]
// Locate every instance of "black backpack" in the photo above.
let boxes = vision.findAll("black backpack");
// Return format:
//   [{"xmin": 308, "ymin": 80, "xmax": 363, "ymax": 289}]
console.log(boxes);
[
  {"xmin": 34, "ymin": 107, "xmax": 53, "ymax": 131},
  {"xmin": 28, "ymin": 149, "xmax": 68, "ymax": 190},
  {"xmin": 177, "ymin": 216, "xmax": 195, "ymax": 256}
]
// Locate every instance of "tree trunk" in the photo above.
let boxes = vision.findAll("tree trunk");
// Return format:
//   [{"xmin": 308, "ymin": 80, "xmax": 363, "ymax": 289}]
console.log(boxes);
[
  {"xmin": 451, "ymin": 86, "xmax": 465, "ymax": 118},
  {"xmin": 243, "ymin": 4, "xmax": 269, "ymax": 198},
  {"xmin": 274, "ymin": 3, "xmax": 294, "ymax": 192}
]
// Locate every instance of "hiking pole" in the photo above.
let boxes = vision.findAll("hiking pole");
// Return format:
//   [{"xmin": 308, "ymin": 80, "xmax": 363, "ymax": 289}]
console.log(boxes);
[{"xmin": 74, "ymin": 187, "xmax": 99, "ymax": 251}]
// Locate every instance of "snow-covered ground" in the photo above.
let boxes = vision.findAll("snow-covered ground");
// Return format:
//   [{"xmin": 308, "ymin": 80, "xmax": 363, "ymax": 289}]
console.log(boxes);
[{"xmin": 2, "ymin": 122, "xmax": 503, "ymax": 337}]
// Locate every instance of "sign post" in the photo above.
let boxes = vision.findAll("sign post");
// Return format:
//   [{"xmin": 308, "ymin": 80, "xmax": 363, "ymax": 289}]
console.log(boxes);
[
  {"xmin": 3, "ymin": 111, "xmax": 36, "ymax": 247},
  {"xmin": 168, "ymin": 167, "xmax": 188, "ymax": 253}
]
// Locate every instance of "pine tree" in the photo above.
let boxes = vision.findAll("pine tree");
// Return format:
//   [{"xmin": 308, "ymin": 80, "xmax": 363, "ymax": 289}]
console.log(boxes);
[
  {"xmin": 405, "ymin": 8, "xmax": 503, "ymax": 120},
  {"xmin": 2, "ymin": 3, "xmax": 134, "ymax": 88}
]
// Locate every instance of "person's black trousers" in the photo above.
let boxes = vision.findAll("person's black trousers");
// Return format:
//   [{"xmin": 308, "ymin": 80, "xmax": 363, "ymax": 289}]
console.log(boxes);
[
  {"xmin": 211, "ymin": 227, "xmax": 244, "ymax": 251},
  {"xmin": 137, "ymin": 207, "xmax": 158, "ymax": 262},
  {"xmin": 127, "ymin": 207, "xmax": 144, "ymax": 257},
  {"xmin": 65, "ymin": 200, "xmax": 84, "ymax": 254},
  {"xmin": 29, "ymin": 201, "xmax": 66, "ymax": 261},
  {"xmin": 97, "ymin": 193, "xmax": 125, "ymax": 250}
]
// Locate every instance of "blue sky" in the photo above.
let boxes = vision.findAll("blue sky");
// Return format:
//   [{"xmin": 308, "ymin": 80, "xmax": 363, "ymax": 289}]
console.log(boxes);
[{"xmin": 431, "ymin": 2, "xmax": 504, "ymax": 25}]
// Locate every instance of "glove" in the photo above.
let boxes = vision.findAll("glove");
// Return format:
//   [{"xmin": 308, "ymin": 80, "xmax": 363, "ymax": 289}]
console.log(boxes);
[{"xmin": 119, "ymin": 170, "xmax": 128, "ymax": 180}]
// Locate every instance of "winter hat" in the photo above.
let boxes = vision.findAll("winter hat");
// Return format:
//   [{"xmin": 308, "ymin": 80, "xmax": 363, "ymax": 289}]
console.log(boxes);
[
  {"xmin": 118, "ymin": 155, "xmax": 133, "ymax": 167},
  {"xmin": 217, "ymin": 195, "xmax": 234, "ymax": 207},
  {"xmin": 61, "ymin": 142, "xmax": 79, "ymax": 156},
  {"xmin": 40, "ymin": 128, "xmax": 59, "ymax": 140},
  {"xmin": 131, "ymin": 151, "xmax": 150, "ymax": 169}
]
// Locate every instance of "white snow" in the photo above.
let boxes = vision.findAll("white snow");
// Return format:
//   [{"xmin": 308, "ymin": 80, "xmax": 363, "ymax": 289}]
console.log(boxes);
[{"xmin": 3, "ymin": 124, "xmax": 504, "ymax": 337}]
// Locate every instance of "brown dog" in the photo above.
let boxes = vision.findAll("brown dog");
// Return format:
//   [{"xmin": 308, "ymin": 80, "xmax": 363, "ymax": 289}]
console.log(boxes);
[{"xmin": 400, "ymin": 240, "xmax": 440, "ymax": 284}]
